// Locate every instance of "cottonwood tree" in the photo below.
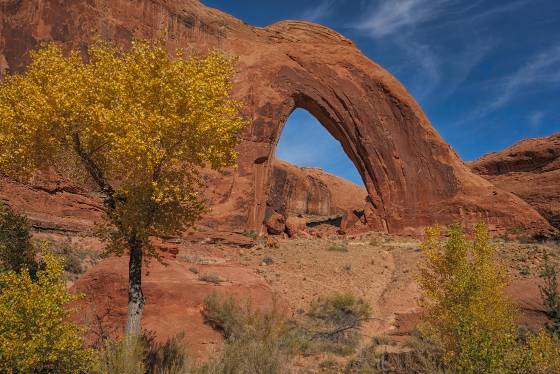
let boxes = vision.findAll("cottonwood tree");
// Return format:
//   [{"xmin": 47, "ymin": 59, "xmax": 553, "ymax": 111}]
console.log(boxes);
[{"xmin": 0, "ymin": 40, "xmax": 245, "ymax": 335}]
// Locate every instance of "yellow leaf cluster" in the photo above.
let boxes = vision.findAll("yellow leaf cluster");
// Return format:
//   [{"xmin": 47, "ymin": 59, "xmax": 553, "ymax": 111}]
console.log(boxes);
[
  {"xmin": 0, "ymin": 250, "xmax": 95, "ymax": 372},
  {"xmin": 0, "ymin": 40, "xmax": 246, "ymax": 252},
  {"xmin": 418, "ymin": 223, "xmax": 519, "ymax": 373}
]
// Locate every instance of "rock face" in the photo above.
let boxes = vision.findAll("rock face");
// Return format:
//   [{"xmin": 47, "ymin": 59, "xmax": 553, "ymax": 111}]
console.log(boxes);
[
  {"xmin": 268, "ymin": 159, "xmax": 367, "ymax": 217},
  {"xmin": 0, "ymin": 0, "xmax": 555, "ymax": 236},
  {"xmin": 471, "ymin": 133, "xmax": 560, "ymax": 230}
]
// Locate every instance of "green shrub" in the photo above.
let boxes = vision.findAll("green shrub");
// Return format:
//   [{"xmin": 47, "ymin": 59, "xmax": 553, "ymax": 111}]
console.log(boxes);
[
  {"xmin": 0, "ymin": 204, "xmax": 38, "ymax": 277},
  {"xmin": 540, "ymin": 253, "xmax": 560, "ymax": 339}
]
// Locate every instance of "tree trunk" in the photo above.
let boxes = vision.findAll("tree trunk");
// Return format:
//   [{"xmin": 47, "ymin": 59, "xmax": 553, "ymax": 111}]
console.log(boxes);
[{"xmin": 125, "ymin": 236, "xmax": 144, "ymax": 336}]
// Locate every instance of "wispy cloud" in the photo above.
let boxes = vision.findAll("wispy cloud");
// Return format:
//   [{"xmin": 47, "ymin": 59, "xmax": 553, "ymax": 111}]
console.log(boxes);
[
  {"xmin": 353, "ymin": 0, "xmax": 452, "ymax": 39},
  {"xmin": 528, "ymin": 111, "xmax": 545, "ymax": 129},
  {"xmin": 487, "ymin": 44, "xmax": 560, "ymax": 112},
  {"xmin": 299, "ymin": 0, "xmax": 336, "ymax": 22}
]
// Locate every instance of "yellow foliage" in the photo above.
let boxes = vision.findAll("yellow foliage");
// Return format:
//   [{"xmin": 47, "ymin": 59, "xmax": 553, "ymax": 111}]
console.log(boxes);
[
  {"xmin": 0, "ymin": 250, "xmax": 95, "ymax": 372},
  {"xmin": 418, "ymin": 223, "xmax": 519, "ymax": 373},
  {"xmin": 0, "ymin": 40, "xmax": 246, "ymax": 253}
]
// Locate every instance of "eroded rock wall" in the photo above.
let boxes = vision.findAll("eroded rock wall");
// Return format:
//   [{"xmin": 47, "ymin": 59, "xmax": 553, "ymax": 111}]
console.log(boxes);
[{"xmin": 471, "ymin": 133, "xmax": 560, "ymax": 230}]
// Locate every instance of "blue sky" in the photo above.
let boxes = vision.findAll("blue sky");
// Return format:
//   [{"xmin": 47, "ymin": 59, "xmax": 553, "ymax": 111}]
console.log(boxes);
[{"xmin": 203, "ymin": 0, "xmax": 560, "ymax": 185}]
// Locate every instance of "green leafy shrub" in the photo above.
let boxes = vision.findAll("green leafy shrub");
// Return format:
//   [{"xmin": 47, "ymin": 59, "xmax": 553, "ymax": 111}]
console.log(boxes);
[{"xmin": 0, "ymin": 204, "xmax": 38, "ymax": 277}]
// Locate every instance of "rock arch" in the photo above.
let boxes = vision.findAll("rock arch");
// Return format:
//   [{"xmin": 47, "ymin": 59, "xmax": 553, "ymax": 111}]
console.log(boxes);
[{"xmin": 0, "ymin": 0, "xmax": 554, "ymax": 236}]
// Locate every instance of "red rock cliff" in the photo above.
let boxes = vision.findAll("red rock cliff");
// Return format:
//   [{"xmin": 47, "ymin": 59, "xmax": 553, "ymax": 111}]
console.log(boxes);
[{"xmin": 471, "ymin": 133, "xmax": 560, "ymax": 230}]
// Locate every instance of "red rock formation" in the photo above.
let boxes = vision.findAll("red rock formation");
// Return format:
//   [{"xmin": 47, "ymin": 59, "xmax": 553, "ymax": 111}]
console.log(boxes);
[
  {"xmin": 471, "ymin": 133, "xmax": 560, "ymax": 230},
  {"xmin": 268, "ymin": 159, "xmax": 367, "ymax": 217},
  {"xmin": 0, "ymin": 0, "xmax": 554, "ymax": 236}
]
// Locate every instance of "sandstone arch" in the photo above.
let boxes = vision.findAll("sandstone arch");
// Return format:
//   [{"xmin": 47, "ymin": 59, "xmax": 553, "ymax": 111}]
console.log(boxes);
[{"xmin": 0, "ymin": 0, "xmax": 554, "ymax": 236}]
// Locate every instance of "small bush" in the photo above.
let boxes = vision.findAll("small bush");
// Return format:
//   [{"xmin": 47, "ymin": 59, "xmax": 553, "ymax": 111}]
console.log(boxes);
[
  {"xmin": 97, "ymin": 332, "xmax": 189, "ymax": 374},
  {"xmin": 346, "ymin": 333, "xmax": 445, "ymax": 374},
  {"xmin": 327, "ymin": 242, "xmax": 349, "ymax": 252},
  {"xmin": 97, "ymin": 335, "xmax": 146, "ymax": 374},
  {"xmin": 540, "ymin": 253, "xmax": 560, "ymax": 339},
  {"xmin": 199, "ymin": 273, "xmax": 223, "ymax": 284},
  {"xmin": 0, "ymin": 251, "xmax": 95, "ymax": 372},
  {"xmin": 143, "ymin": 332, "xmax": 189, "ymax": 374},
  {"xmin": 242, "ymin": 230, "xmax": 258, "ymax": 240},
  {"xmin": 189, "ymin": 266, "xmax": 200, "ymax": 274},
  {"xmin": 200, "ymin": 293, "xmax": 300, "ymax": 374},
  {"xmin": 0, "ymin": 204, "xmax": 38, "ymax": 277},
  {"xmin": 300, "ymin": 293, "xmax": 370, "ymax": 356}
]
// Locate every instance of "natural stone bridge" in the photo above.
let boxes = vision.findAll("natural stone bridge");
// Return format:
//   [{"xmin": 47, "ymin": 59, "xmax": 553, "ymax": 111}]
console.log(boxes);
[{"xmin": 0, "ymin": 0, "xmax": 553, "ymax": 236}]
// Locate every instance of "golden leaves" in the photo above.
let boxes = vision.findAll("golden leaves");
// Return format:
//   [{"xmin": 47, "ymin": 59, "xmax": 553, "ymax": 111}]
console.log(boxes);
[{"xmin": 0, "ymin": 39, "xmax": 246, "ymax": 254}]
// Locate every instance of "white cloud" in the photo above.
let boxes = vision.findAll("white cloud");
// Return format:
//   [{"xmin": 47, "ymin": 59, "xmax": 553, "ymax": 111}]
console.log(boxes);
[
  {"xmin": 353, "ymin": 0, "xmax": 452, "ymax": 39},
  {"xmin": 299, "ymin": 0, "xmax": 336, "ymax": 22},
  {"xmin": 488, "ymin": 44, "xmax": 560, "ymax": 112}
]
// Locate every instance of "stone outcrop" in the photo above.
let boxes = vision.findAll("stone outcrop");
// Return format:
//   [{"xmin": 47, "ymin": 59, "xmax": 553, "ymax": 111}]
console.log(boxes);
[
  {"xmin": 0, "ymin": 0, "xmax": 555, "ymax": 236},
  {"xmin": 268, "ymin": 159, "xmax": 367, "ymax": 217},
  {"xmin": 471, "ymin": 133, "xmax": 560, "ymax": 230}
]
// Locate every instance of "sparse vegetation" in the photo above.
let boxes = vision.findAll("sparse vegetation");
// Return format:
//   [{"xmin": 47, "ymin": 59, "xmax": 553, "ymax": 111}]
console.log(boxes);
[
  {"xmin": 327, "ymin": 241, "xmax": 349, "ymax": 252},
  {"xmin": 97, "ymin": 332, "xmax": 189, "ymax": 374},
  {"xmin": 198, "ymin": 273, "xmax": 224, "ymax": 284},
  {"xmin": 188, "ymin": 266, "xmax": 200, "ymax": 274},
  {"xmin": 201, "ymin": 293, "xmax": 300, "ymax": 374},
  {"xmin": 346, "ymin": 333, "xmax": 444, "ymax": 374},
  {"xmin": 299, "ymin": 293, "xmax": 371, "ymax": 356}
]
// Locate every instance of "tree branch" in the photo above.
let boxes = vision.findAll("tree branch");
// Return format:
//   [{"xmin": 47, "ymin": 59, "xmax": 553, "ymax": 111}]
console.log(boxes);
[{"xmin": 71, "ymin": 132, "xmax": 117, "ymax": 210}]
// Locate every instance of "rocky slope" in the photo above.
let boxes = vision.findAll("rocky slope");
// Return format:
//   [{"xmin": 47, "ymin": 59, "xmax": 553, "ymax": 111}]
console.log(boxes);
[
  {"xmin": 268, "ymin": 159, "xmax": 367, "ymax": 217},
  {"xmin": 471, "ymin": 133, "xmax": 560, "ymax": 230},
  {"xmin": 1, "ymin": 0, "xmax": 553, "ymax": 236}
]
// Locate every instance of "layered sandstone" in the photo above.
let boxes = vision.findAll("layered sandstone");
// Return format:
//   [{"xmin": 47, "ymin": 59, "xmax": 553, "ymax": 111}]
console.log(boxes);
[
  {"xmin": 0, "ymin": 0, "xmax": 554, "ymax": 236},
  {"xmin": 268, "ymin": 159, "xmax": 367, "ymax": 217},
  {"xmin": 471, "ymin": 133, "xmax": 560, "ymax": 230}
]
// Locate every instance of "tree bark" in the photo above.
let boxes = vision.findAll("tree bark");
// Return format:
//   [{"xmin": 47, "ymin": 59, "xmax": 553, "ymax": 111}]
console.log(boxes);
[{"xmin": 124, "ymin": 236, "xmax": 144, "ymax": 336}]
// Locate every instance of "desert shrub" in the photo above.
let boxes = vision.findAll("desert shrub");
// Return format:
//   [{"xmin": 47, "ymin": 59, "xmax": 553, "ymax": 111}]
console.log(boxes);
[
  {"xmin": 521, "ymin": 330, "xmax": 560, "ymax": 373},
  {"xmin": 327, "ymin": 241, "xmax": 349, "ymax": 252},
  {"xmin": 0, "ymin": 251, "xmax": 95, "ymax": 372},
  {"xmin": 540, "ymin": 253, "xmax": 560, "ymax": 339},
  {"xmin": 418, "ymin": 223, "xmax": 519, "ymax": 373},
  {"xmin": 97, "ymin": 335, "xmax": 146, "ymax": 374},
  {"xmin": 299, "ymin": 292, "xmax": 370, "ymax": 356},
  {"xmin": 200, "ymin": 293, "xmax": 300, "ymax": 374},
  {"xmin": 143, "ymin": 332, "xmax": 189, "ymax": 374},
  {"xmin": 0, "ymin": 204, "xmax": 38, "ymax": 277},
  {"xmin": 198, "ymin": 273, "xmax": 223, "ymax": 284},
  {"xmin": 345, "ymin": 333, "xmax": 445, "ymax": 374},
  {"xmin": 97, "ymin": 332, "xmax": 189, "ymax": 374}
]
